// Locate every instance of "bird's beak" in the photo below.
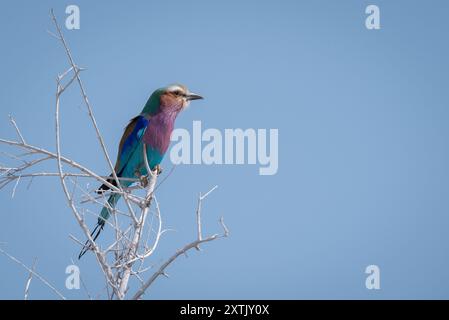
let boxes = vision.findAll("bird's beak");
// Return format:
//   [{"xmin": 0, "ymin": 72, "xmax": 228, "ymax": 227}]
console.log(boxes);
[{"xmin": 186, "ymin": 93, "xmax": 204, "ymax": 101}]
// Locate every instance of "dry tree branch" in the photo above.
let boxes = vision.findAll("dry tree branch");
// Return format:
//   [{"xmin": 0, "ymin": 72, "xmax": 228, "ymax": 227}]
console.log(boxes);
[
  {"xmin": 55, "ymin": 74, "xmax": 121, "ymax": 298},
  {"xmin": 2, "ymin": 172, "xmax": 138, "ymax": 181},
  {"xmin": 116, "ymin": 144, "xmax": 158, "ymax": 298},
  {"xmin": 49, "ymin": 10, "xmax": 128, "ymax": 210},
  {"xmin": 0, "ymin": 138, "xmax": 127, "ymax": 197},
  {"xmin": 132, "ymin": 186, "xmax": 228, "ymax": 300},
  {"xmin": 9, "ymin": 115, "xmax": 26, "ymax": 144},
  {"xmin": 24, "ymin": 257, "xmax": 37, "ymax": 300},
  {"xmin": 196, "ymin": 185, "xmax": 219, "ymax": 247},
  {"xmin": 0, "ymin": 248, "xmax": 65, "ymax": 300},
  {"xmin": 0, "ymin": 9, "xmax": 227, "ymax": 300},
  {"xmin": 49, "ymin": 13, "xmax": 163, "ymax": 298}
]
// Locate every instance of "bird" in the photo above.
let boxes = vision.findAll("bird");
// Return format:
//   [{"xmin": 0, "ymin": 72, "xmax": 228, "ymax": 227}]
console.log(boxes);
[{"xmin": 78, "ymin": 84, "xmax": 203, "ymax": 259}]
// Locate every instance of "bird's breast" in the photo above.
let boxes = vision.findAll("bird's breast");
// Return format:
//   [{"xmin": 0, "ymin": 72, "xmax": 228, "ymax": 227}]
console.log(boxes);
[{"xmin": 143, "ymin": 112, "xmax": 176, "ymax": 155}]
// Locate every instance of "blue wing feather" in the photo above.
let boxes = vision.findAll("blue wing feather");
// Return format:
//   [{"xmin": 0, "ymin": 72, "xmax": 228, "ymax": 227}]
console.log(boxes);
[
  {"xmin": 116, "ymin": 115, "xmax": 149, "ymax": 177},
  {"xmin": 84, "ymin": 115, "xmax": 150, "ymax": 258}
]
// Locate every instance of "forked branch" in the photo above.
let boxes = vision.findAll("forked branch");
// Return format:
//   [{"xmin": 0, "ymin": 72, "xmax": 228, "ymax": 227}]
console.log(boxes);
[{"xmin": 0, "ymin": 9, "xmax": 228, "ymax": 300}]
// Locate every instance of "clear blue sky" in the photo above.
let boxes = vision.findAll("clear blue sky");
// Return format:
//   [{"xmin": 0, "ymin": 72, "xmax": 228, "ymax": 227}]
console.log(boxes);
[{"xmin": 1, "ymin": 0, "xmax": 449, "ymax": 299}]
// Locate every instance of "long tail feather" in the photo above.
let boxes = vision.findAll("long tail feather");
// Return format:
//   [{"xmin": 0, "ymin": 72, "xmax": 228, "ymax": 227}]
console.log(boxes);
[
  {"xmin": 97, "ymin": 174, "xmax": 118, "ymax": 193},
  {"xmin": 78, "ymin": 193, "xmax": 121, "ymax": 259},
  {"xmin": 78, "ymin": 222, "xmax": 104, "ymax": 259}
]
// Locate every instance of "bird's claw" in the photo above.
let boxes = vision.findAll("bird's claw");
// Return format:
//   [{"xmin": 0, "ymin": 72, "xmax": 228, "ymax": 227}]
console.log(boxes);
[
  {"xmin": 139, "ymin": 175, "xmax": 149, "ymax": 188},
  {"xmin": 154, "ymin": 165, "xmax": 163, "ymax": 176},
  {"xmin": 139, "ymin": 165, "xmax": 162, "ymax": 187}
]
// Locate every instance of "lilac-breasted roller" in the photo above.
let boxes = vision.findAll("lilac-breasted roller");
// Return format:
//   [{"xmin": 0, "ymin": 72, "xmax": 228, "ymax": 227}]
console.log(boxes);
[{"xmin": 78, "ymin": 84, "xmax": 203, "ymax": 258}]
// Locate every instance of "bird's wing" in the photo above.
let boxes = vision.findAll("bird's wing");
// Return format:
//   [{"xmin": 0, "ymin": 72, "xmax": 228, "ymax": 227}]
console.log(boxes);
[
  {"xmin": 114, "ymin": 115, "xmax": 149, "ymax": 176},
  {"xmin": 97, "ymin": 115, "xmax": 149, "ymax": 193}
]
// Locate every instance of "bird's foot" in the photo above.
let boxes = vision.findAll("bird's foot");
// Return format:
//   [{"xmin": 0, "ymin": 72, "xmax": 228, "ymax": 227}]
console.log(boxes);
[
  {"xmin": 138, "ymin": 165, "xmax": 162, "ymax": 187},
  {"xmin": 154, "ymin": 165, "xmax": 163, "ymax": 176},
  {"xmin": 139, "ymin": 175, "xmax": 149, "ymax": 188}
]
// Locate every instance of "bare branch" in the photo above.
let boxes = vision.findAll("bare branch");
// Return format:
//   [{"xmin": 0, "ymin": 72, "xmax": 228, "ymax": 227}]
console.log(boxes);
[
  {"xmin": 117, "ymin": 144, "xmax": 158, "ymax": 299},
  {"xmin": 0, "ymin": 10, "xmax": 228, "ymax": 301},
  {"xmin": 55, "ymin": 73, "xmax": 121, "ymax": 298},
  {"xmin": 11, "ymin": 175, "xmax": 21, "ymax": 198},
  {"xmin": 24, "ymin": 257, "xmax": 37, "ymax": 300},
  {"xmin": 131, "ymin": 232, "xmax": 223, "ymax": 300},
  {"xmin": 0, "ymin": 138, "xmax": 123, "ymax": 195},
  {"xmin": 132, "ymin": 188, "xmax": 225, "ymax": 300},
  {"xmin": 9, "ymin": 116, "xmax": 26, "ymax": 144},
  {"xmin": 220, "ymin": 216, "xmax": 230, "ymax": 237},
  {"xmin": 201, "ymin": 185, "xmax": 218, "ymax": 200},
  {"xmin": 50, "ymin": 10, "xmax": 124, "ymax": 204},
  {"xmin": 46, "ymin": 29, "xmax": 61, "ymax": 40},
  {"xmin": 196, "ymin": 185, "xmax": 218, "ymax": 248},
  {"xmin": 0, "ymin": 248, "xmax": 65, "ymax": 300}
]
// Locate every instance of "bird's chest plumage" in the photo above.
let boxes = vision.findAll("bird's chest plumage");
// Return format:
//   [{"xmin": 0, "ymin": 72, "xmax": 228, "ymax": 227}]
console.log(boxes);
[{"xmin": 142, "ymin": 112, "xmax": 176, "ymax": 155}]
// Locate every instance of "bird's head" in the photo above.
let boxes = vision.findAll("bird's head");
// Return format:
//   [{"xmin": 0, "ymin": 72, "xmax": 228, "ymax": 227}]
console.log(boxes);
[
  {"xmin": 163, "ymin": 84, "xmax": 203, "ymax": 110},
  {"xmin": 142, "ymin": 84, "xmax": 203, "ymax": 115}
]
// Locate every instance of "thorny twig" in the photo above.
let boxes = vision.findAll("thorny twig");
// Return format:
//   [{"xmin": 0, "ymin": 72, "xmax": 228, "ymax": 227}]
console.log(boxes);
[
  {"xmin": 132, "ymin": 186, "xmax": 228, "ymax": 300},
  {"xmin": 0, "ymin": 9, "xmax": 227, "ymax": 300},
  {"xmin": 0, "ymin": 248, "xmax": 65, "ymax": 300},
  {"xmin": 23, "ymin": 257, "xmax": 38, "ymax": 300}
]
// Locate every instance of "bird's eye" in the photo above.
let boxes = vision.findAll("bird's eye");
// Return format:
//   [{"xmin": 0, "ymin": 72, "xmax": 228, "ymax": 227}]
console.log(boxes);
[{"xmin": 173, "ymin": 90, "xmax": 181, "ymax": 96}]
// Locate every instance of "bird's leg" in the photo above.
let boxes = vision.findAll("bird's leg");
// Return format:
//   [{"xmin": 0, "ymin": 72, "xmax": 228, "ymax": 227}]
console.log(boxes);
[
  {"xmin": 154, "ymin": 164, "xmax": 163, "ymax": 176},
  {"xmin": 139, "ymin": 175, "xmax": 149, "ymax": 188},
  {"xmin": 137, "ymin": 165, "xmax": 162, "ymax": 188},
  {"xmin": 136, "ymin": 170, "xmax": 149, "ymax": 188}
]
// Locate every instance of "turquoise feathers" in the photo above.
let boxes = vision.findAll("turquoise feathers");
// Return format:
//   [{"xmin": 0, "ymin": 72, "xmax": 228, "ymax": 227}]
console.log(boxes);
[{"xmin": 78, "ymin": 84, "xmax": 203, "ymax": 258}]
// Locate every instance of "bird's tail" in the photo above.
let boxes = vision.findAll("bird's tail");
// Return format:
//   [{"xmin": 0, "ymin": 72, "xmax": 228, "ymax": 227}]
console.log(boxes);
[
  {"xmin": 96, "ymin": 174, "xmax": 118, "ymax": 193},
  {"xmin": 78, "ymin": 193, "xmax": 121, "ymax": 259}
]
